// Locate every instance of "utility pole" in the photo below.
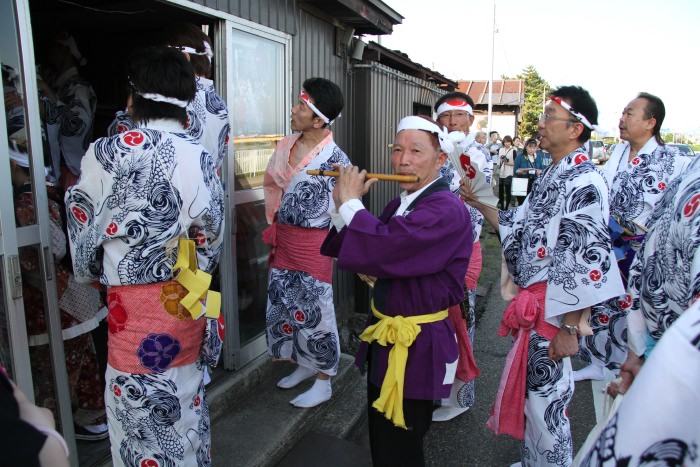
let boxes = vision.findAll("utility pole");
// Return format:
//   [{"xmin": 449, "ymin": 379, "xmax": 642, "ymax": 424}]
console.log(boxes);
[{"xmin": 487, "ymin": 0, "xmax": 496, "ymax": 135}]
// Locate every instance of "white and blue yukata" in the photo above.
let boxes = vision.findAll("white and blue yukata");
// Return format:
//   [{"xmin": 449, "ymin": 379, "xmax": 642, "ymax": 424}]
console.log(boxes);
[
  {"xmin": 438, "ymin": 133, "xmax": 492, "ymax": 409},
  {"xmin": 262, "ymin": 131, "xmax": 349, "ymax": 376},
  {"xmin": 66, "ymin": 120, "xmax": 224, "ymax": 467},
  {"xmin": 499, "ymin": 147, "xmax": 624, "ymax": 467},
  {"xmin": 579, "ymin": 138, "xmax": 690, "ymax": 371}
]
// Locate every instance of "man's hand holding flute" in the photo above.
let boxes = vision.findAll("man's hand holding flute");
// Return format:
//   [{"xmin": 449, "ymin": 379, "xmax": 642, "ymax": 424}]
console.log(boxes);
[{"xmin": 330, "ymin": 163, "xmax": 379, "ymax": 208}]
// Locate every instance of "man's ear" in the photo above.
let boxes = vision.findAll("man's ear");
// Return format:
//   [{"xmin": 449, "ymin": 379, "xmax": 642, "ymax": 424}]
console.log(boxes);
[{"xmin": 313, "ymin": 116, "xmax": 326, "ymax": 129}]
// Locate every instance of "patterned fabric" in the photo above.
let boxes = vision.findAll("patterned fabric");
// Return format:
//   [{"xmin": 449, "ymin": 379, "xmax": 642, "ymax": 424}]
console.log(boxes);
[
  {"xmin": 499, "ymin": 147, "xmax": 624, "ymax": 464},
  {"xmin": 264, "ymin": 133, "xmax": 349, "ymax": 375},
  {"xmin": 439, "ymin": 137, "xmax": 488, "ymax": 408},
  {"xmin": 66, "ymin": 119, "xmax": 224, "ymax": 464},
  {"xmin": 626, "ymin": 163, "xmax": 700, "ymax": 357},
  {"xmin": 499, "ymin": 146, "xmax": 625, "ymax": 326},
  {"xmin": 106, "ymin": 282, "xmax": 207, "ymax": 374},
  {"xmin": 105, "ymin": 362, "xmax": 211, "ymax": 467},
  {"xmin": 580, "ymin": 140, "xmax": 691, "ymax": 369},
  {"xmin": 50, "ymin": 67, "xmax": 97, "ymax": 176},
  {"xmin": 522, "ymin": 331, "xmax": 574, "ymax": 467},
  {"xmin": 14, "ymin": 186, "xmax": 104, "ymax": 425},
  {"xmin": 107, "ymin": 76, "xmax": 229, "ymax": 171},
  {"xmin": 577, "ymin": 298, "xmax": 700, "ymax": 466},
  {"xmin": 186, "ymin": 77, "xmax": 230, "ymax": 170},
  {"xmin": 66, "ymin": 120, "xmax": 224, "ymax": 286}
]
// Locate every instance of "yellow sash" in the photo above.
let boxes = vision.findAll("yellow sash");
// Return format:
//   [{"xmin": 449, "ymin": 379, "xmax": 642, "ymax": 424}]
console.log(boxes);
[
  {"xmin": 172, "ymin": 238, "xmax": 221, "ymax": 320},
  {"xmin": 359, "ymin": 301, "xmax": 448, "ymax": 429}
]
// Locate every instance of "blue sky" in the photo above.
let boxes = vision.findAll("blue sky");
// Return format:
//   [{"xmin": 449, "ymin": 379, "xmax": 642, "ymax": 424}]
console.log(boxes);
[{"xmin": 377, "ymin": 0, "xmax": 700, "ymax": 136}]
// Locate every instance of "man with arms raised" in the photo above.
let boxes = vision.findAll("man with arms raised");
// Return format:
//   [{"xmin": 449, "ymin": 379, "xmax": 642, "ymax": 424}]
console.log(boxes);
[{"xmin": 432, "ymin": 92, "xmax": 492, "ymax": 420}]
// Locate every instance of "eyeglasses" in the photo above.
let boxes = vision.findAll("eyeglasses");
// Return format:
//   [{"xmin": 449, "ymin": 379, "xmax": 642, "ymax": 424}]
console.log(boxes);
[
  {"xmin": 539, "ymin": 113, "xmax": 578, "ymax": 124},
  {"xmin": 438, "ymin": 111, "xmax": 470, "ymax": 120}
]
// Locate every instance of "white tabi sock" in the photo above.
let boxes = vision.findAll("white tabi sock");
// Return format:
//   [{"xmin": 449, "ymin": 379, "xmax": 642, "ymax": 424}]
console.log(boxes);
[
  {"xmin": 277, "ymin": 365, "xmax": 316, "ymax": 389},
  {"xmin": 573, "ymin": 363, "xmax": 605, "ymax": 382},
  {"xmin": 290, "ymin": 378, "xmax": 332, "ymax": 408}
]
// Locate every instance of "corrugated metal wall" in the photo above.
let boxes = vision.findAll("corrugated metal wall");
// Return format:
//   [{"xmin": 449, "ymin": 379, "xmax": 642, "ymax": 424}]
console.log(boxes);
[
  {"xmin": 352, "ymin": 63, "xmax": 446, "ymax": 215},
  {"xmin": 191, "ymin": 0, "xmax": 297, "ymax": 34}
]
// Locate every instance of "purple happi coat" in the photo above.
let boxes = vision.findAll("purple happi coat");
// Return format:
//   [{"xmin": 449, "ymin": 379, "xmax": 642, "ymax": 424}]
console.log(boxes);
[{"xmin": 321, "ymin": 178, "xmax": 472, "ymax": 400}]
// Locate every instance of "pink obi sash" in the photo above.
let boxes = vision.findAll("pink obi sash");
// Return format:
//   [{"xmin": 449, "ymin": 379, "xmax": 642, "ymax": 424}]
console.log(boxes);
[
  {"xmin": 106, "ymin": 281, "xmax": 206, "ymax": 374},
  {"xmin": 465, "ymin": 241, "xmax": 482, "ymax": 290},
  {"xmin": 262, "ymin": 221, "xmax": 333, "ymax": 284},
  {"xmin": 486, "ymin": 281, "xmax": 559, "ymax": 440}
]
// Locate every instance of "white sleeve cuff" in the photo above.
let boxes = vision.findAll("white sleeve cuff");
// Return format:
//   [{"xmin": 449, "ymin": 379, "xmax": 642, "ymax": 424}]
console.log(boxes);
[{"xmin": 338, "ymin": 198, "xmax": 365, "ymax": 227}]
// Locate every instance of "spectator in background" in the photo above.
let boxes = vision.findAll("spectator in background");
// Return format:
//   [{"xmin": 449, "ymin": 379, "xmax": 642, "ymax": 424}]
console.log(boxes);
[
  {"xmin": 513, "ymin": 136, "xmax": 524, "ymax": 155},
  {"xmin": 497, "ymin": 135, "xmax": 516, "ymax": 210},
  {"xmin": 474, "ymin": 131, "xmax": 487, "ymax": 146},
  {"xmin": 485, "ymin": 130, "xmax": 502, "ymax": 157},
  {"xmin": 536, "ymin": 137, "xmax": 552, "ymax": 167},
  {"xmin": 512, "ymin": 137, "xmax": 544, "ymax": 206}
]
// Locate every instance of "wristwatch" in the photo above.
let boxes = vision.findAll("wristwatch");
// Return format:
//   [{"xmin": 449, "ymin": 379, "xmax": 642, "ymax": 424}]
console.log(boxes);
[{"xmin": 560, "ymin": 323, "xmax": 579, "ymax": 335}]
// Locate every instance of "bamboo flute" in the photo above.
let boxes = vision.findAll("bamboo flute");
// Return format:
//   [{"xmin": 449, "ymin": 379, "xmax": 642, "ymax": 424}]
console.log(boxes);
[{"xmin": 306, "ymin": 169, "xmax": 418, "ymax": 183}]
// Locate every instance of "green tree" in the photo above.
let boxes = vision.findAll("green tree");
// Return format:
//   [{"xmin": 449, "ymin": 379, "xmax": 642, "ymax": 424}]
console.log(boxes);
[{"xmin": 517, "ymin": 65, "xmax": 550, "ymax": 139}]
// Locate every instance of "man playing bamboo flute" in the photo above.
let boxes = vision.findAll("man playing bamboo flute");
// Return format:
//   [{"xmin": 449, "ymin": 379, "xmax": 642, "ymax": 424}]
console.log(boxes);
[
  {"xmin": 321, "ymin": 115, "xmax": 472, "ymax": 466},
  {"xmin": 262, "ymin": 78, "xmax": 349, "ymax": 408},
  {"xmin": 462, "ymin": 86, "xmax": 624, "ymax": 467}
]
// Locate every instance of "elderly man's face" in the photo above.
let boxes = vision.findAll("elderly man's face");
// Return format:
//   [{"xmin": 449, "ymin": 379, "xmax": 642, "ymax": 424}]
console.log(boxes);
[
  {"xmin": 476, "ymin": 134, "xmax": 487, "ymax": 145},
  {"xmin": 437, "ymin": 100, "xmax": 474, "ymax": 133},
  {"xmin": 391, "ymin": 129, "xmax": 447, "ymax": 194},
  {"xmin": 619, "ymin": 97, "xmax": 655, "ymax": 144}
]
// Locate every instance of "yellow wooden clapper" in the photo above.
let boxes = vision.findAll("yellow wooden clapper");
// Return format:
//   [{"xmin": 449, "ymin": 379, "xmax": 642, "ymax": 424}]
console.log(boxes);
[{"xmin": 172, "ymin": 238, "xmax": 221, "ymax": 320}]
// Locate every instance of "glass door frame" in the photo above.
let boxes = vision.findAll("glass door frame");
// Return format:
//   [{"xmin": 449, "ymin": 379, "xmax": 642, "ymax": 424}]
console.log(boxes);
[
  {"xmin": 2, "ymin": 0, "xmax": 77, "ymax": 462},
  {"xmin": 220, "ymin": 16, "xmax": 292, "ymax": 370}
]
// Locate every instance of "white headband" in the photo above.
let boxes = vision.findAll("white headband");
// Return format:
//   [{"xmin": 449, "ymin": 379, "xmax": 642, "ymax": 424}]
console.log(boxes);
[
  {"xmin": 300, "ymin": 91, "xmax": 339, "ymax": 126},
  {"xmin": 54, "ymin": 32, "xmax": 87, "ymax": 66},
  {"xmin": 139, "ymin": 92, "xmax": 188, "ymax": 108},
  {"xmin": 171, "ymin": 43, "xmax": 213, "ymax": 62},
  {"xmin": 396, "ymin": 116, "xmax": 454, "ymax": 154},
  {"xmin": 128, "ymin": 78, "xmax": 189, "ymax": 108},
  {"xmin": 436, "ymin": 98, "xmax": 473, "ymax": 117},
  {"xmin": 549, "ymin": 96, "xmax": 607, "ymax": 135}
]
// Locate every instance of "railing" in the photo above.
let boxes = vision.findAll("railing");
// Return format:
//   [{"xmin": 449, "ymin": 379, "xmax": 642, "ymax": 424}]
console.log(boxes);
[{"xmin": 235, "ymin": 148, "xmax": 275, "ymax": 177}]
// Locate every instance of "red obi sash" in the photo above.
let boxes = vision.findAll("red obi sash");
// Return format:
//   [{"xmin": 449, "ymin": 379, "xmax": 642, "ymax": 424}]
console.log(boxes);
[
  {"xmin": 262, "ymin": 221, "xmax": 333, "ymax": 284},
  {"xmin": 486, "ymin": 281, "xmax": 559, "ymax": 440},
  {"xmin": 106, "ymin": 281, "xmax": 206, "ymax": 374}
]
